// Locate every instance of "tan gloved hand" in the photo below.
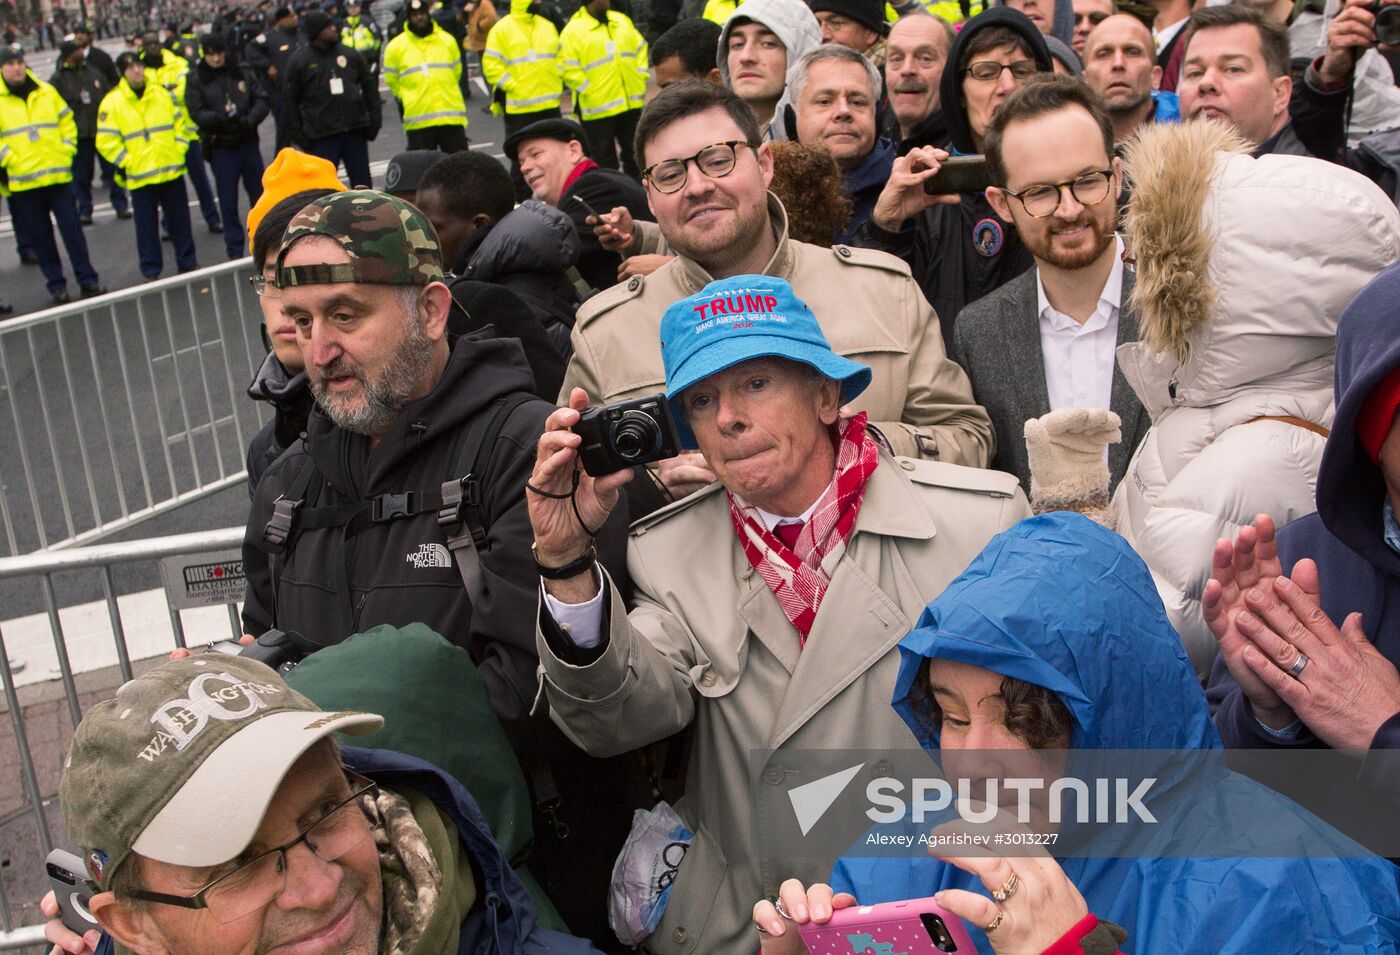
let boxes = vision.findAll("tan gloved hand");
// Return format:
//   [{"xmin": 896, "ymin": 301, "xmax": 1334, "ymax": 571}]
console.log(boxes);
[{"xmin": 1024, "ymin": 408, "xmax": 1122, "ymax": 524}]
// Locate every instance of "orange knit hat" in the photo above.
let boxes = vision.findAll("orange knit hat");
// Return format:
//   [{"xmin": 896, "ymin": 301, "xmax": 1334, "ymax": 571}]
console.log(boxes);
[{"xmin": 245, "ymin": 148, "xmax": 347, "ymax": 254}]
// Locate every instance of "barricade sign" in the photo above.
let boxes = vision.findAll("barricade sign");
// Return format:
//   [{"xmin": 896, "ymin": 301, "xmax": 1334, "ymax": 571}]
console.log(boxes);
[{"xmin": 159, "ymin": 548, "xmax": 246, "ymax": 608}]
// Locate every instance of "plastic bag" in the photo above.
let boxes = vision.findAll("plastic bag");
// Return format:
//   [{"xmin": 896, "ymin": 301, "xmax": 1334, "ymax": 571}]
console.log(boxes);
[{"xmin": 608, "ymin": 801, "xmax": 694, "ymax": 945}]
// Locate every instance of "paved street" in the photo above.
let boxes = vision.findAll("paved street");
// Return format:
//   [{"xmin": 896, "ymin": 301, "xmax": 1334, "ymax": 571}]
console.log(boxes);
[{"xmin": 1, "ymin": 37, "xmax": 509, "ymax": 317}]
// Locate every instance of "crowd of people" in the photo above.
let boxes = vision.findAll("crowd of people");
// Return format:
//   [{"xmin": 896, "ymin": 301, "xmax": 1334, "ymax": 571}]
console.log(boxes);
[{"xmin": 21, "ymin": 0, "xmax": 1400, "ymax": 950}]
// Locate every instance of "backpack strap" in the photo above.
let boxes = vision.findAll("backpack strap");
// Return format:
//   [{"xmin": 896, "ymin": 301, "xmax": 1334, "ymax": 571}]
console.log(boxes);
[
  {"xmin": 438, "ymin": 391, "xmax": 537, "ymax": 603},
  {"xmin": 261, "ymin": 449, "xmax": 320, "ymax": 630}
]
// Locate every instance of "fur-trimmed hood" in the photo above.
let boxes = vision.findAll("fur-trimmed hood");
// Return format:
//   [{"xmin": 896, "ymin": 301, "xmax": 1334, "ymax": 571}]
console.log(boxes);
[{"xmin": 1118, "ymin": 120, "xmax": 1400, "ymax": 417}]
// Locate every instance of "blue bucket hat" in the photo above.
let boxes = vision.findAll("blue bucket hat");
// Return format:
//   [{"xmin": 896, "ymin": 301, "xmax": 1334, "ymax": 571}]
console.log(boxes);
[{"xmin": 660, "ymin": 275, "xmax": 872, "ymax": 447}]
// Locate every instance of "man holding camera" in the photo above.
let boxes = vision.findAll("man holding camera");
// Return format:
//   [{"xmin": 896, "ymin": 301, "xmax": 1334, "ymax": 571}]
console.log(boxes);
[
  {"xmin": 526, "ymin": 274, "xmax": 1030, "ymax": 954},
  {"xmin": 237, "ymin": 190, "xmax": 635, "ymax": 941},
  {"xmin": 44, "ymin": 654, "xmax": 602, "ymax": 955}
]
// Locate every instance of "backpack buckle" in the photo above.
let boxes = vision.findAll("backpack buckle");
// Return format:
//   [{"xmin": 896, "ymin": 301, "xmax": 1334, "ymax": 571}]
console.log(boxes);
[
  {"xmin": 372, "ymin": 492, "xmax": 414, "ymax": 522},
  {"xmin": 263, "ymin": 496, "xmax": 300, "ymax": 552},
  {"xmin": 437, "ymin": 476, "xmax": 482, "ymax": 535}
]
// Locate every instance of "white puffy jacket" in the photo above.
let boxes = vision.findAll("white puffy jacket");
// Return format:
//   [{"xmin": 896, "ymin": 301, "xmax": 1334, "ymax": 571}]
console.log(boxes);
[{"xmin": 1110, "ymin": 121, "xmax": 1400, "ymax": 676}]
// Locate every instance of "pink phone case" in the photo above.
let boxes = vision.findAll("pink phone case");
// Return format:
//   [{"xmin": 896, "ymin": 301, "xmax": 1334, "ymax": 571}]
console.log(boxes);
[{"xmin": 797, "ymin": 897, "xmax": 977, "ymax": 954}]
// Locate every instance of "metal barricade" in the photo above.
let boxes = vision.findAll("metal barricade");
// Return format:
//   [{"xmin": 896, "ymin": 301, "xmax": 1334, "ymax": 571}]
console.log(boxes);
[
  {"xmin": 0, "ymin": 527, "xmax": 245, "ymax": 942},
  {"xmin": 0, "ymin": 260, "xmax": 271, "ymax": 557}
]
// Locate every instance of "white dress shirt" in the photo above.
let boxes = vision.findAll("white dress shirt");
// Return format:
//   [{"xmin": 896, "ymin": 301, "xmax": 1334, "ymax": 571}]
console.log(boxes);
[
  {"xmin": 1153, "ymin": 17, "xmax": 1189, "ymax": 53},
  {"xmin": 1035, "ymin": 236, "xmax": 1125, "ymax": 416},
  {"xmin": 543, "ymin": 483, "xmax": 831, "ymax": 649}
]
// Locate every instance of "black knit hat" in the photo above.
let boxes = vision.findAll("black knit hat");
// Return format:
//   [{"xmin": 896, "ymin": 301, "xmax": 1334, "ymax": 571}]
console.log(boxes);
[
  {"xmin": 302, "ymin": 9, "xmax": 334, "ymax": 36},
  {"xmin": 809, "ymin": 0, "xmax": 887, "ymax": 36}
]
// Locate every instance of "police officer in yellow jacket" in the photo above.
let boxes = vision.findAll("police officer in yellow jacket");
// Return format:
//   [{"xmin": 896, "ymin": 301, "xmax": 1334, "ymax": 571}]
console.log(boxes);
[
  {"xmin": 483, "ymin": 0, "xmax": 563, "ymax": 197},
  {"xmin": 384, "ymin": 0, "xmax": 469, "ymax": 151},
  {"xmin": 341, "ymin": 0, "xmax": 382, "ymax": 72},
  {"xmin": 559, "ymin": 0, "xmax": 646, "ymax": 175},
  {"xmin": 97, "ymin": 52, "xmax": 199, "ymax": 278},
  {"xmin": 0, "ymin": 47, "xmax": 104, "ymax": 303},
  {"xmin": 139, "ymin": 30, "xmax": 221, "ymax": 232}
]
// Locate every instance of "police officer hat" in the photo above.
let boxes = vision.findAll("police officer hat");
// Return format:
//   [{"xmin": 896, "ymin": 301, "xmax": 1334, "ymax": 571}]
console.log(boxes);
[{"xmin": 502, "ymin": 117, "xmax": 589, "ymax": 163}]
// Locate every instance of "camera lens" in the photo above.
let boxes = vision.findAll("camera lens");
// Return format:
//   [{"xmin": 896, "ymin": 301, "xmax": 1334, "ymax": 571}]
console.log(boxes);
[
  {"xmin": 612, "ymin": 411, "xmax": 661, "ymax": 460},
  {"xmin": 1377, "ymin": 5, "xmax": 1400, "ymax": 46}
]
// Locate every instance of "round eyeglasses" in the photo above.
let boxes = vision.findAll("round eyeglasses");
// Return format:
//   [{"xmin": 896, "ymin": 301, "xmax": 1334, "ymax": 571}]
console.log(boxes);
[
  {"xmin": 642, "ymin": 141, "xmax": 756, "ymax": 195},
  {"xmin": 128, "ymin": 771, "xmax": 377, "ymax": 924},
  {"xmin": 1002, "ymin": 169, "xmax": 1114, "ymax": 218}
]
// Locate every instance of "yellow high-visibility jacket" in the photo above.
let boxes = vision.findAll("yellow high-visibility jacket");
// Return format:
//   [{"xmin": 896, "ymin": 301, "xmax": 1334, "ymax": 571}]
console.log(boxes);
[
  {"xmin": 702, "ymin": 0, "xmax": 737, "ymax": 25},
  {"xmin": 95, "ymin": 78, "xmax": 189, "ymax": 190},
  {"xmin": 482, "ymin": 0, "xmax": 562, "ymax": 115},
  {"xmin": 146, "ymin": 48, "xmax": 200, "ymax": 141},
  {"xmin": 559, "ymin": 7, "xmax": 647, "ymax": 120},
  {"xmin": 383, "ymin": 22, "xmax": 468, "ymax": 129},
  {"xmin": 0, "ymin": 71, "xmax": 77, "ymax": 192},
  {"xmin": 342, "ymin": 16, "xmax": 381, "ymax": 57},
  {"xmin": 924, "ymin": 0, "xmax": 984, "ymax": 24}
]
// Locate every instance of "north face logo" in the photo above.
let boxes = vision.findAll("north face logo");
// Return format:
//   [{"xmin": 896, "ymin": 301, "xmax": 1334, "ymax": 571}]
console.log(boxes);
[{"xmin": 407, "ymin": 543, "xmax": 451, "ymax": 569}]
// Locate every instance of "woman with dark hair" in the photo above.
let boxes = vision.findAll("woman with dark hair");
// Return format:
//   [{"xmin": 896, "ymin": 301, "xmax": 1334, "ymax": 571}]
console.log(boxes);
[
  {"xmin": 753, "ymin": 514, "xmax": 1400, "ymax": 955},
  {"xmin": 244, "ymin": 187, "xmax": 335, "ymax": 493}
]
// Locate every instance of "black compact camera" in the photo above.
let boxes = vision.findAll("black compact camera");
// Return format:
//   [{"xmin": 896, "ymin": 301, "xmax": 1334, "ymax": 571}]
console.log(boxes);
[
  {"xmin": 207, "ymin": 628, "xmax": 316, "ymax": 674},
  {"xmin": 575, "ymin": 395, "xmax": 682, "ymax": 476},
  {"xmin": 1369, "ymin": 1, "xmax": 1400, "ymax": 47}
]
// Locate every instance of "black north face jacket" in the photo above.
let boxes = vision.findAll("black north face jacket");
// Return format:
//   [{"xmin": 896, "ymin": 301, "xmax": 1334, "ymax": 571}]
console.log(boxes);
[{"xmin": 241, "ymin": 334, "xmax": 629, "ymax": 729}]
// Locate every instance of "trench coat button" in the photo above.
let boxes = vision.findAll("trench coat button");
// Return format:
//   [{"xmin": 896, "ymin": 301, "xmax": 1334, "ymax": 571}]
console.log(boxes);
[
  {"xmin": 764, "ymin": 766, "xmax": 785, "ymax": 785},
  {"xmin": 700, "ymin": 671, "xmax": 717, "ymax": 688},
  {"xmin": 900, "ymin": 459, "xmax": 916, "ymax": 471},
  {"xmin": 837, "ymin": 245, "xmax": 852, "ymax": 257},
  {"xmin": 672, "ymin": 927, "xmax": 688, "ymax": 945},
  {"xmin": 628, "ymin": 277, "xmax": 641, "ymax": 291}
]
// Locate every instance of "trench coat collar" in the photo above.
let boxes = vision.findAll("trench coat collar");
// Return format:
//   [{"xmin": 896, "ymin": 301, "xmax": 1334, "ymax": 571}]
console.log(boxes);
[{"xmin": 675, "ymin": 193, "xmax": 796, "ymax": 296}]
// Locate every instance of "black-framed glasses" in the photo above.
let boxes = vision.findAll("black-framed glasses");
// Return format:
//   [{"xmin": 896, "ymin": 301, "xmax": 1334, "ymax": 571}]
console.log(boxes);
[
  {"xmin": 1002, "ymin": 169, "xmax": 1114, "ymax": 218},
  {"xmin": 962, "ymin": 59, "xmax": 1039, "ymax": 82},
  {"xmin": 129, "ymin": 770, "xmax": 377, "ymax": 924},
  {"xmin": 642, "ymin": 141, "xmax": 756, "ymax": 194}
]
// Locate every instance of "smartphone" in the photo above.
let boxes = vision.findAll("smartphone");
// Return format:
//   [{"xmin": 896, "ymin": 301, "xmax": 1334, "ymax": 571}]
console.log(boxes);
[
  {"xmin": 46, "ymin": 849, "xmax": 100, "ymax": 936},
  {"xmin": 571, "ymin": 194, "xmax": 603, "ymax": 220},
  {"xmin": 923, "ymin": 155, "xmax": 993, "ymax": 196},
  {"xmin": 797, "ymin": 897, "xmax": 976, "ymax": 954}
]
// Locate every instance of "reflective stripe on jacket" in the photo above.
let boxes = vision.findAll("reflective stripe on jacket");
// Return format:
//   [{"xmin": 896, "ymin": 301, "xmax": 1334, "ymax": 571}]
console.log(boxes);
[
  {"xmin": 481, "ymin": 0, "xmax": 562, "ymax": 115},
  {"xmin": 147, "ymin": 48, "xmax": 199, "ymax": 140},
  {"xmin": 95, "ymin": 78, "xmax": 188, "ymax": 190},
  {"xmin": 383, "ymin": 22, "xmax": 467, "ymax": 129},
  {"xmin": 342, "ymin": 16, "xmax": 381, "ymax": 55},
  {"xmin": 559, "ymin": 7, "xmax": 646, "ymax": 120},
  {"xmin": 0, "ymin": 72, "xmax": 77, "ymax": 191}
]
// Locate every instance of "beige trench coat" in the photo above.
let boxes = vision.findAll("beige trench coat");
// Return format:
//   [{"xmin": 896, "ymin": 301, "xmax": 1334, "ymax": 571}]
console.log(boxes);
[
  {"xmin": 536, "ymin": 453, "xmax": 1030, "ymax": 953},
  {"xmin": 558, "ymin": 198, "xmax": 994, "ymax": 467}
]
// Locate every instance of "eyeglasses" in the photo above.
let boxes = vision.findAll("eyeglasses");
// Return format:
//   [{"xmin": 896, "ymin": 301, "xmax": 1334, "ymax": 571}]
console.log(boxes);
[
  {"xmin": 962, "ymin": 59, "xmax": 1039, "ymax": 82},
  {"xmin": 129, "ymin": 771, "xmax": 377, "ymax": 924},
  {"xmin": 1002, "ymin": 169, "xmax": 1114, "ymax": 218},
  {"xmin": 642, "ymin": 141, "xmax": 755, "ymax": 194}
]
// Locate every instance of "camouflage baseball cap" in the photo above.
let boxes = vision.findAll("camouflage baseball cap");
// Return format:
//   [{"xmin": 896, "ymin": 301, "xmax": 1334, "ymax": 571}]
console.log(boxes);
[
  {"xmin": 275, "ymin": 190, "xmax": 445, "ymax": 288},
  {"xmin": 59, "ymin": 655, "xmax": 382, "ymax": 891}
]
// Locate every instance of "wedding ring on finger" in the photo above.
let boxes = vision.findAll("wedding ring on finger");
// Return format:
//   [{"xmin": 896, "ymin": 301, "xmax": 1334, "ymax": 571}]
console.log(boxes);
[
  {"xmin": 1287, "ymin": 651, "xmax": 1309, "ymax": 678},
  {"xmin": 984, "ymin": 911, "xmax": 1006, "ymax": 934},
  {"xmin": 773, "ymin": 897, "xmax": 791, "ymax": 921},
  {"xmin": 992, "ymin": 871, "xmax": 1019, "ymax": 903}
]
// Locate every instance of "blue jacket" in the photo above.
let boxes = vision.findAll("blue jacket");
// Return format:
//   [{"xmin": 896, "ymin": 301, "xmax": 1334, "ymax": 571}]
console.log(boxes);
[
  {"xmin": 838, "ymin": 137, "xmax": 894, "ymax": 245},
  {"xmin": 1207, "ymin": 262, "xmax": 1400, "ymax": 786},
  {"xmin": 97, "ymin": 746, "xmax": 601, "ymax": 955},
  {"xmin": 1151, "ymin": 90, "xmax": 1179, "ymax": 124},
  {"xmin": 831, "ymin": 514, "xmax": 1400, "ymax": 954}
]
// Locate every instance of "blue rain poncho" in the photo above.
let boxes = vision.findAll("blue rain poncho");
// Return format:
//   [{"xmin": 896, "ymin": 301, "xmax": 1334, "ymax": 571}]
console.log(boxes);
[{"xmin": 830, "ymin": 513, "xmax": 1400, "ymax": 954}]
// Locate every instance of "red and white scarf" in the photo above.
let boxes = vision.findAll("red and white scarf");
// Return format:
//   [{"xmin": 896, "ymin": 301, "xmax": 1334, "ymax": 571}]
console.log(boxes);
[{"xmin": 727, "ymin": 413, "xmax": 880, "ymax": 645}]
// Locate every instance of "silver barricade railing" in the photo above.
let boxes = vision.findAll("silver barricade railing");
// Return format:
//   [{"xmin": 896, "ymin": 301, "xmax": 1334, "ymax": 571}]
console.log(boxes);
[
  {"xmin": 0, "ymin": 259, "xmax": 271, "ymax": 558},
  {"xmin": 0, "ymin": 526, "xmax": 245, "ymax": 943}
]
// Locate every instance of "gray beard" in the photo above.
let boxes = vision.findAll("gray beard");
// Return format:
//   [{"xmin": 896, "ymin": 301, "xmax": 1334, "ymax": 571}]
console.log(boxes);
[{"xmin": 310, "ymin": 314, "xmax": 435, "ymax": 436}]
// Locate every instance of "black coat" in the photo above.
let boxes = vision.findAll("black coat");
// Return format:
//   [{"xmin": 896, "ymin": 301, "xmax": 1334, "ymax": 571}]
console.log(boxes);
[
  {"xmin": 83, "ymin": 44, "xmax": 119, "ymax": 85},
  {"xmin": 50, "ymin": 60, "xmax": 110, "ymax": 138},
  {"xmin": 186, "ymin": 59, "xmax": 270, "ymax": 149},
  {"xmin": 559, "ymin": 164, "xmax": 652, "ymax": 294},
  {"xmin": 241, "ymin": 335, "xmax": 629, "ymax": 726},
  {"xmin": 445, "ymin": 278, "xmax": 569, "ymax": 401},
  {"xmin": 244, "ymin": 351, "xmax": 312, "ymax": 495},
  {"xmin": 282, "ymin": 41, "xmax": 381, "ymax": 145},
  {"xmin": 244, "ymin": 24, "xmax": 304, "ymax": 93}
]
